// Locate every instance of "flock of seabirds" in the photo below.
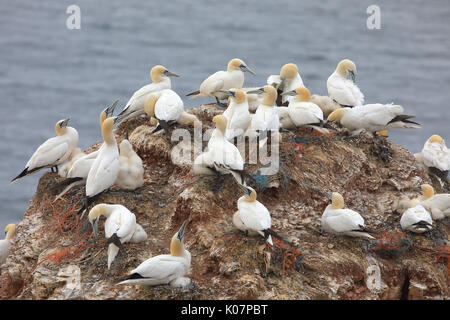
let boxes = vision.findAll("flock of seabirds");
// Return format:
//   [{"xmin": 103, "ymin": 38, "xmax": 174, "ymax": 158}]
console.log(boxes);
[{"xmin": 1, "ymin": 58, "xmax": 449, "ymax": 289}]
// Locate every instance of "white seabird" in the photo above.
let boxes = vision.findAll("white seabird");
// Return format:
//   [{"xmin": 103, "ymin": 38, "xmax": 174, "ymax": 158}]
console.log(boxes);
[
  {"xmin": 420, "ymin": 135, "xmax": 450, "ymax": 178},
  {"xmin": 0, "ymin": 224, "xmax": 16, "ymax": 265},
  {"xmin": 282, "ymin": 86, "xmax": 329, "ymax": 134},
  {"xmin": 115, "ymin": 135, "xmax": 144, "ymax": 191},
  {"xmin": 400, "ymin": 200, "xmax": 433, "ymax": 233},
  {"xmin": 221, "ymin": 88, "xmax": 251, "ymax": 141},
  {"xmin": 58, "ymin": 147, "xmax": 85, "ymax": 178},
  {"xmin": 192, "ymin": 115, "xmax": 245, "ymax": 186},
  {"xmin": 81, "ymin": 117, "xmax": 120, "ymax": 213},
  {"xmin": 321, "ymin": 192, "xmax": 375, "ymax": 239},
  {"xmin": 327, "ymin": 59, "xmax": 364, "ymax": 107},
  {"xmin": 248, "ymin": 85, "xmax": 280, "ymax": 132},
  {"xmin": 116, "ymin": 65, "xmax": 179, "ymax": 126},
  {"xmin": 236, "ymin": 186, "xmax": 273, "ymax": 245},
  {"xmin": 418, "ymin": 184, "xmax": 450, "ymax": 220},
  {"xmin": 12, "ymin": 118, "xmax": 79, "ymax": 183},
  {"xmin": 186, "ymin": 58, "xmax": 255, "ymax": 107},
  {"xmin": 267, "ymin": 63, "xmax": 304, "ymax": 105},
  {"xmin": 88, "ymin": 204, "xmax": 147, "ymax": 269},
  {"xmin": 327, "ymin": 104, "xmax": 421, "ymax": 134},
  {"xmin": 117, "ymin": 220, "xmax": 191, "ymax": 288},
  {"xmin": 309, "ymin": 94, "xmax": 341, "ymax": 117},
  {"xmin": 53, "ymin": 101, "xmax": 118, "ymax": 201}
]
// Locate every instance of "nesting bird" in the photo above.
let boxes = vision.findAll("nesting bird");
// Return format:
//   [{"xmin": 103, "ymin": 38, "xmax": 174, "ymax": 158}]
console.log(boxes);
[
  {"xmin": 309, "ymin": 94, "xmax": 341, "ymax": 117},
  {"xmin": 420, "ymin": 135, "xmax": 450, "ymax": 179},
  {"xmin": 235, "ymin": 186, "xmax": 273, "ymax": 245},
  {"xmin": 115, "ymin": 135, "xmax": 144, "ymax": 190},
  {"xmin": 88, "ymin": 204, "xmax": 147, "ymax": 269},
  {"xmin": 321, "ymin": 192, "xmax": 375, "ymax": 239},
  {"xmin": 267, "ymin": 63, "xmax": 304, "ymax": 105},
  {"xmin": 0, "ymin": 224, "xmax": 16, "ymax": 265},
  {"xmin": 116, "ymin": 65, "xmax": 179, "ymax": 126},
  {"xmin": 12, "ymin": 118, "xmax": 79, "ymax": 183},
  {"xmin": 186, "ymin": 58, "xmax": 255, "ymax": 107},
  {"xmin": 400, "ymin": 200, "xmax": 433, "ymax": 233},
  {"xmin": 58, "ymin": 147, "xmax": 85, "ymax": 178},
  {"xmin": 193, "ymin": 115, "xmax": 245, "ymax": 186},
  {"xmin": 118, "ymin": 220, "xmax": 191, "ymax": 288},
  {"xmin": 418, "ymin": 184, "xmax": 450, "ymax": 220},
  {"xmin": 143, "ymin": 88, "xmax": 184, "ymax": 136},
  {"xmin": 327, "ymin": 59, "xmax": 364, "ymax": 107},
  {"xmin": 281, "ymin": 86, "xmax": 329, "ymax": 134},
  {"xmin": 327, "ymin": 104, "xmax": 421, "ymax": 135},
  {"xmin": 221, "ymin": 89, "xmax": 251, "ymax": 141}
]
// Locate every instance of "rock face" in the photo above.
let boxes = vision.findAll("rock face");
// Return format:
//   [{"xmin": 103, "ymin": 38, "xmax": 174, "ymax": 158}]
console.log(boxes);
[{"xmin": 1, "ymin": 104, "xmax": 449, "ymax": 300}]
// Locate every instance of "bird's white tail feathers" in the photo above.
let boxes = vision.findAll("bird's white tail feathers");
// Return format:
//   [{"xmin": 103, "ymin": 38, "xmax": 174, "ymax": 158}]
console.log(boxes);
[
  {"xmin": 304, "ymin": 125, "xmax": 330, "ymax": 135},
  {"xmin": 343, "ymin": 231, "xmax": 375, "ymax": 239},
  {"xmin": 53, "ymin": 180, "xmax": 84, "ymax": 203}
]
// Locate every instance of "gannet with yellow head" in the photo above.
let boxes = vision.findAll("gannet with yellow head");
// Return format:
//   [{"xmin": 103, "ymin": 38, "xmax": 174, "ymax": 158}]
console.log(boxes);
[
  {"xmin": 12, "ymin": 118, "xmax": 79, "ymax": 183},
  {"xmin": 236, "ymin": 186, "xmax": 273, "ymax": 245},
  {"xmin": 327, "ymin": 104, "xmax": 421, "ymax": 134},
  {"xmin": 192, "ymin": 115, "xmax": 245, "ymax": 186},
  {"xmin": 420, "ymin": 135, "xmax": 450, "ymax": 177},
  {"xmin": 281, "ymin": 87, "xmax": 328, "ymax": 133},
  {"xmin": 186, "ymin": 58, "xmax": 255, "ymax": 107},
  {"xmin": 221, "ymin": 89, "xmax": 251, "ymax": 140},
  {"xmin": 117, "ymin": 220, "xmax": 191, "ymax": 288},
  {"xmin": 142, "ymin": 88, "xmax": 184, "ymax": 136},
  {"xmin": 321, "ymin": 192, "xmax": 375, "ymax": 239},
  {"xmin": 248, "ymin": 85, "xmax": 280, "ymax": 132},
  {"xmin": 418, "ymin": 184, "xmax": 450, "ymax": 220},
  {"xmin": 80, "ymin": 117, "xmax": 120, "ymax": 214},
  {"xmin": 116, "ymin": 65, "xmax": 179, "ymax": 126},
  {"xmin": 88, "ymin": 204, "xmax": 146, "ymax": 269},
  {"xmin": 53, "ymin": 101, "xmax": 119, "ymax": 202},
  {"xmin": 267, "ymin": 63, "xmax": 304, "ymax": 105},
  {"xmin": 0, "ymin": 224, "xmax": 16, "ymax": 265},
  {"xmin": 400, "ymin": 199, "xmax": 433, "ymax": 233},
  {"xmin": 327, "ymin": 59, "xmax": 364, "ymax": 107}
]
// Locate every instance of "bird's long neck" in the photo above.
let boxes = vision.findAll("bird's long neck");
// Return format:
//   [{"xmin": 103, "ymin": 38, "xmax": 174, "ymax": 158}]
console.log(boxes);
[
  {"xmin": 102, "ymin": 120, "xmax": 116, "ymax": 146},
  {"xmin": 55, "ymin": 124, "xmax": 67, "ymax": 136},
  {"xmin": 170, "ymin": 237, "xmax": 186, "ymax": 257}
]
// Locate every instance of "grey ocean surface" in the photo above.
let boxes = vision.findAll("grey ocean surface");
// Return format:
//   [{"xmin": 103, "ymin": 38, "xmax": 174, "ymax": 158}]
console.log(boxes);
[{"xmin": 0, "ymin": 0, "xmax": 449, "ymax": 227}]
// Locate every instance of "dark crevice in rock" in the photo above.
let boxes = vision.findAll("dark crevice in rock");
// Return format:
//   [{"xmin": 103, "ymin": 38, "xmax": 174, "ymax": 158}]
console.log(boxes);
[{"xmin": 400, "ymin": 272, "xmax": 410, "ymax": 300}]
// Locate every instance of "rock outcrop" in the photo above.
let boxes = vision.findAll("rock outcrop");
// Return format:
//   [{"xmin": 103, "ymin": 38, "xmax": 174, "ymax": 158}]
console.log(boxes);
[{"xmin": 1, "ymin": 104, "xmax": 448, "ymax": 300}]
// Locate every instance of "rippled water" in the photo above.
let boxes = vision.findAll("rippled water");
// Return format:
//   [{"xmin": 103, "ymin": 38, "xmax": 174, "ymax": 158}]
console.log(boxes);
[{"xmin": 1, "ymin": 0, "xmax": 449, "ymax": 227}]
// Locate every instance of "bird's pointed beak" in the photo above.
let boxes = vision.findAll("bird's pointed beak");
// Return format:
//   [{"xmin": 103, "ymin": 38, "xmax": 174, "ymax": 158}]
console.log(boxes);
[
  {"xmin": 325, "ymin": 191, "xmax": 332, "ymax": 199},
  {"xmin": 92, "ymin": 217, "xmax": 99, "ymax": 238},
  {"xmin": 281, "ymin": 89, "xmax": 297, "ymax": 96},
  {"xmin": 177, "ymin": 220, "xmax": 188, "ymax": 241},
  {"xmin": 219, "ymin": 90, "xmax": 234, "ymax": 97},
  {"xmin": 60, "ymin": 118, "xmax": 70, "ymax": 128},
  {"xmin": 240, "ymin": 65, "xmax": 256, "ymax": 75},
  {"xmin": 106, "ymin": 100, "xmax": 119, "ymax": 117},
  {"xmin": 348, "ymin": 70, "xmax": 356, "ymax": 83},
  {"xmin": 246, "ymin": 88, "xmax": 265, "ymax": 95},
  {"xmin": 164, "ymin": 70, "xmax": 180, "ymax": 77}
]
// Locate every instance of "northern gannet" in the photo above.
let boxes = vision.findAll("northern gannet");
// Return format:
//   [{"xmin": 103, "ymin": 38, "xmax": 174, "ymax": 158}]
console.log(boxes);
[
  {"xmin": 400, "ymin": 200, "xmax": 433, "ymax": 233},
  {"xmin": 248, "ymin": 85, "xmax": 280, "ymax": 132},
  {"xmin": 115, "ymin": 135, "xmax": 144, "ymax": 190},
  {"xmin": 282, "ymin": 86, "xmax": 329, "ymax": 134},
  {"xmin": 88, "ymin": 204, "xmax": 147, "ymax": 269},
  {"xmin": 192, "ymin": 115, "xmax": 245, "ymax": 186},
  {"xmin": 327, "ymin": 59, "xmax": 364, "ymax": 107},
  {"xmin": 116, "ymin": 65, "xmax": 179, "ymax": 126},
  {"xmin": 53, "ymin": 101, "xmax": 118, "ymax": 201},
  {"xmin": 321, "ymin": 192, "xmax": 375, "ymax": 239},
  {"xmin": 0, "ymin": 224, "xmax": 16, "ymax": 265},
  {"xmin": 327, "ymin": 104, "xmax": 421, "ymax": 134},
  {"xmin": 221, "ymin": 89, "xmax": 251, "ymax": 140},
  {"xmin": 58, "ymin": 147, "xmax": 85, "ymax": 178},
  {"xmin": 309, "ymin": 94, "xmax": 341, "ymax": 116},
  {"xmin": 420, "ymin": 135, "xmax": 450, "ymax": 179},
  {"xmin": 418, "ymin": 184, "xmax": 450, "ymax": 220},
  {"xmin": 236, "ymin": 186, "xmax": 273, "ymax": 245},
  {"xmin": 118, "ymin": 220, "xmax": 191, "ymax": 288},
  {"xmin": 242, "ymin": 87, "xmax": 264, "ymax": 112},
  {"xmin": 81, "ymin": 117, "xmax": 120, "ymax": 213},
  {"xmin": 12, "ymin": 118, "xmax": 79, "ymax": 182},
  {"xmin": 186, "ymin": 58, "xmax": 255, "ymax": 107},
  {"xmin": 267, "ymin": 63, "xmax": 304, "ymax": 105},
  {"xmin": 143, "ymin": 89, "xmax": 184, "ymax": 136}
]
